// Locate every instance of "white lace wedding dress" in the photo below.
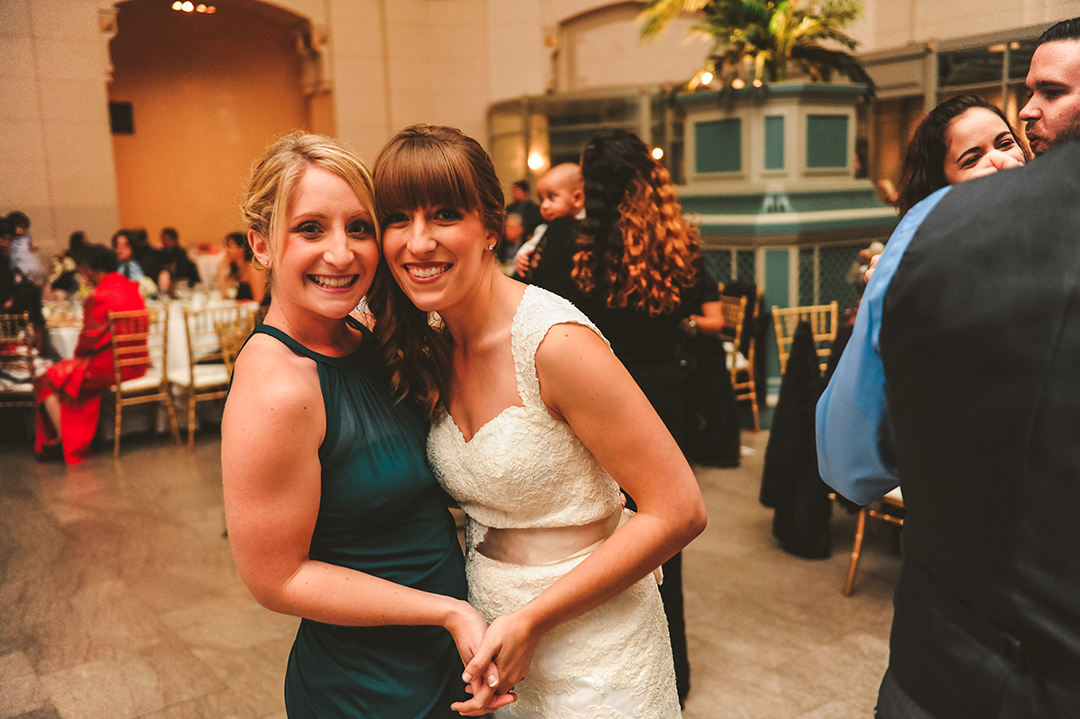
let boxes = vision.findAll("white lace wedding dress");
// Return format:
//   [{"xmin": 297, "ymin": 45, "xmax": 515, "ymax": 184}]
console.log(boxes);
[{"xmin": 428, "ymin": 285, "xmax": 681, "ymax": 718}]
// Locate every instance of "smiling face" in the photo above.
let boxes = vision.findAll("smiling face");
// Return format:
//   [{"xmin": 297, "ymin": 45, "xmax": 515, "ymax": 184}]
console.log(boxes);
[
  {"xmin": 1020, "ymin": 39, "xmax": 1080, "ymax": 156},
  {"xmin": 942, "ymin": 108, "xmax": 1026, "ymax": 184},
  {"xmin": 380, "ymin": 205, "xmax": 498, "ymax": 315},
  {"xmin": 251, "ymin": 165, "xmax": 379, "ymax": 322}
]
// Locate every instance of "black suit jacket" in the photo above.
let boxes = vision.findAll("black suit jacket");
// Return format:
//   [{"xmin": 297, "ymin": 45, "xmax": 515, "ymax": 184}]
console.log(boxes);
[{"xmin": 878, "ymin": 142, "xmax": 1080, "ymax": 718}]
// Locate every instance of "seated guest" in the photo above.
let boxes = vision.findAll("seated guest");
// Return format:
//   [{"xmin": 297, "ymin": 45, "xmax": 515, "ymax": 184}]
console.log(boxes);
[
  {"xmin": 896, "ymin": 95, "xmax": 1029, "ymax": 217},
  {"xmin": 6, "ymin": 210, "xmax": 48, "ymax": 285},
  {"xmin": 35, "ymin": 244, "xmax": 147, "ymax": 464},
  {"xmin": 112, "ymin": 230, "xmax": 146, "ymax": 282},
  {"xmin": 49, "ymin": 231, "xmax": 86, "ymax": 296},
  {"xmin": 0, "ymin": 216, "xmax": 45, "ymax": 349},
  {"xmin": 216, "ymin": 232, "xmax": 265, "ymax": 303},
  {"xmin": 157, "ymin": 227, "xmax": 201, "ymax": 293},
  {"xmin": 129, "ymin": 228, "xmax": 162, "ymax": 280}
]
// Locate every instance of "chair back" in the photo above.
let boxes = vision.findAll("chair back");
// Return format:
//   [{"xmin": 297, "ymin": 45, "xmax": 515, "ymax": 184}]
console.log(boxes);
[
  {"xmin": 214, "ymin": 314, "xmax": 255, "ymax": 378},
  {"xmin": 107, "ymin": 308, "xmax": 164, "ymax": 385},
  {"xmin": 771, "ymin": 302, "xmax": 839, "ymax": 375},
  {"xmin": 718, "ymin": 294, "xmax": 748, "ymax": 347},
  {"xmin": 0, "ymin": 312, "xmax": 37, "ymax": 407},
  {"xmin": 183, "ymin": 305, "xmax": 252, "ymax": 381}
]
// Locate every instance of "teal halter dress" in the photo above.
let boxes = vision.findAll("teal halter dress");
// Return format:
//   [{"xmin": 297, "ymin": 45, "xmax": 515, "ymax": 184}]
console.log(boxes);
[{"xmin": 245, "ymin": 322, "xmax": 468, "ymax": 718}]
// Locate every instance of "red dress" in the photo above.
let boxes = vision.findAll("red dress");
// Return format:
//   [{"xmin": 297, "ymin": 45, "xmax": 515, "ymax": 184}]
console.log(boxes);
[{"xmin": 36, "ymin": 272, "xmax": 147, "ymax": 464}]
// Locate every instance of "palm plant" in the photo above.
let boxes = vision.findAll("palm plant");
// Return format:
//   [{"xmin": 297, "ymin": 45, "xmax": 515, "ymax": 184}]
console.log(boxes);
[{"xmin": 639, "ymin": 0, "xmax": 874, "ymax": 95}]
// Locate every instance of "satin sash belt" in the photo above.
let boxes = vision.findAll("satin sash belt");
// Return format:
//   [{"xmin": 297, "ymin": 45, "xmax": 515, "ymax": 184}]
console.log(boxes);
[{"xmin": 475, "ymin": 508, "xmax": 663, "ymax": 584}]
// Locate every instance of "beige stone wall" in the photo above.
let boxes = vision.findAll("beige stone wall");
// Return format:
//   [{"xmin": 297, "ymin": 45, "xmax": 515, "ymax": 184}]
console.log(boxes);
[{"xmin": 1, "ymin": 0, "xmax": 119, "ymax": 258}]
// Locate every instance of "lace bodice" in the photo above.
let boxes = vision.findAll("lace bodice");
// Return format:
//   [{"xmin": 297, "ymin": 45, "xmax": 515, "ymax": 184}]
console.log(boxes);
[{"xmin": 428, "ymin": 285, "xmax": 623, "ymax": 530}]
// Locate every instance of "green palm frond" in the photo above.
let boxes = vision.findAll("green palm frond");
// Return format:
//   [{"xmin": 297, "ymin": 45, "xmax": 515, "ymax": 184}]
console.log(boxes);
[
  {"xmin": 641, "ymin": 0, "xmax": 874, "ymax": 97},
  {"xmin": 639, "ymin": 0, "xmax": 712, "ymax": 40}
]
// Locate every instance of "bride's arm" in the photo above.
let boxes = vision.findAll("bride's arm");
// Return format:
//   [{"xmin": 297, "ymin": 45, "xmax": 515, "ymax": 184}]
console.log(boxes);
[
  {"xmin": 457, "ymin": 322, "xmax": 707, "ymax": 702},
  {"xmin": 224, "ymin": 338, "xmax": 512, "ymax": 712}
]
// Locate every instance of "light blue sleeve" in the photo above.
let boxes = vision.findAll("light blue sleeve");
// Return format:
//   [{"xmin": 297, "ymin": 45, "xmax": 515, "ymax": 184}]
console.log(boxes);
[{"xmin": 815, "ymin": 187, "xmax": 951, "ymax": 505}]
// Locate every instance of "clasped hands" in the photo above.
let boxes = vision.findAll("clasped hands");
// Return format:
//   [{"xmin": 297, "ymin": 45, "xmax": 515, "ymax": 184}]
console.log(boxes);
[{"xmin": 447, "ymin": 603, "xmax": 540, "ymax": 716}]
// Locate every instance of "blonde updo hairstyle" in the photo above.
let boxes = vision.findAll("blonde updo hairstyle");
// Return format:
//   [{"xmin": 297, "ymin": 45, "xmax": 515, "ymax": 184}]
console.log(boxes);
[{"xmin": 239, "ymin": 131, "xmax": 378, "ymax": 290}]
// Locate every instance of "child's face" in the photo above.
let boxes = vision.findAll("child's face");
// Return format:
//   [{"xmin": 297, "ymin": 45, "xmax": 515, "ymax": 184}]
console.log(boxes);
[{"xmin": 537, "ymin": 178, "xmax": 582, "ymax": 222}]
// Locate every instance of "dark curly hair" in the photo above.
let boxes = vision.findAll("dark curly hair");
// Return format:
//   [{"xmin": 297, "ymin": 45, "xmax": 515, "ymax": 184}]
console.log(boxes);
[
  {"xmin": 896, "ymin": 95, "xmax": 1030, "ymax": 217},
  {"xmin": 574, "ymin": 129, "xmax": 700, "ymax": 317},
  {"xmin": 368, "ymin": 124, "xmax": 506, "ymax": 419}
]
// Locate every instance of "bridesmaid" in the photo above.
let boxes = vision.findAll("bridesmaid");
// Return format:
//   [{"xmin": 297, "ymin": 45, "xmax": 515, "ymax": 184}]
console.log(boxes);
[{"xmin": 221, "ymin": 132, "xmax": 510, "ymax": 718}]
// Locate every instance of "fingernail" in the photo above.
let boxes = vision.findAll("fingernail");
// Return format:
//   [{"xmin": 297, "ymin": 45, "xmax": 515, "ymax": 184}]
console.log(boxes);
[
  {"xmin": 462, "ymin": 672, "xmax": 472, "ymax": 682},
  {"xmin": 487, "ymin": 675, "xmax": 498, "ymax": 687}
]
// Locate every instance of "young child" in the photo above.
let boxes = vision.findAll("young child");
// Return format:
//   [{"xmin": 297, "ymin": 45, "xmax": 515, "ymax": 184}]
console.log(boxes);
[{"xmin": 514, "ymin": 163, "xmax": 584, "ymax": 278}]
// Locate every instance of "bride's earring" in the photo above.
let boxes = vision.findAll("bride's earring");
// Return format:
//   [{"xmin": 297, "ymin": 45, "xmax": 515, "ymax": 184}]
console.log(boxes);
[{"xmin": 487, "ymin": 244, "xmax": 495, "ymax": 251}]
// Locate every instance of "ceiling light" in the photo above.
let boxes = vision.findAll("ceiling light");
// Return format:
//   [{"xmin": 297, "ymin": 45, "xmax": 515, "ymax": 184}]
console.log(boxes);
[
  {"xmin": 651, "ymin": 147, "xmax": 664, "ymax": 160},
  {"xmin": 732, "ymin": 78, "xmax": 746, "ymax": 89}
]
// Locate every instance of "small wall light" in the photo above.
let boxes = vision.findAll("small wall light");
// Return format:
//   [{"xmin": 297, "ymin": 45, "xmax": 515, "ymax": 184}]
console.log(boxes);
[
  {"xmin": 527, "ymin": 152, "xmax": 546, "ymax": 171},
  {"xmin": 651, "ymin": 147, "xmax": 664, "ymax": 161}
]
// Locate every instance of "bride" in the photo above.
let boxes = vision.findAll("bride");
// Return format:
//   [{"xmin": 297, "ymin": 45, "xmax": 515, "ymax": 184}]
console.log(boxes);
[{"xmin": 367, "ymin": 124, "xmax": 707, "ymax": 718}]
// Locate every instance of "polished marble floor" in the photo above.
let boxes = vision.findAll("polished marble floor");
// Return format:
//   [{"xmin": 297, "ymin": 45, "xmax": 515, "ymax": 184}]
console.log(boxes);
[{"xmin": 0, "ymin": 428, "xmax": 900, "ymax": 719}]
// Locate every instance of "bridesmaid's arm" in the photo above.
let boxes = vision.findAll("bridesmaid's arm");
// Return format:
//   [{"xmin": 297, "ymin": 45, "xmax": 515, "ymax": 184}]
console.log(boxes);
[
  {"xmin": 222, "ymin": 336, "xmax": 512, "ymax": 712},
  {"xmin": 458, "ymin": 323, "xmax": 707, "ymax": 699}
]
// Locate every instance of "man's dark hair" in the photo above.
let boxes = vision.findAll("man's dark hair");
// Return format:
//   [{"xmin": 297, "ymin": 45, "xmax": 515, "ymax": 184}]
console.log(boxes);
[
  {"xmin": 513, "ymin": 179, "xmax": 530, "ymax": 193},
  {"xmin": 77, "ymin": 244, "xmax": 119, "ymax": 274},
  {"xmin": 69, "ymin": 231, "xmax": 87, "ymax": 251},
  {"xmin": 161, "ymin": 227, "xmax": 178, "ymax": 242},
  {"xmin": 1039, "ymin": 17, "xmax": 1080, "ymax": 44},
  {"xmin": 6, "ymin": 211, "xmax": 29, "ymax": 232},
  {"xmin": 0, "ymin": 217, "xmax": 11, "ymax": 239}
]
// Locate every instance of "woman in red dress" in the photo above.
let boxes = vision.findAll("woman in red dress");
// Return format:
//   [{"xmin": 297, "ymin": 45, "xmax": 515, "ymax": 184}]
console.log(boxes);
[{"xmin": 36, "ymin": 244, "xmax": 146, "ymax": 464}]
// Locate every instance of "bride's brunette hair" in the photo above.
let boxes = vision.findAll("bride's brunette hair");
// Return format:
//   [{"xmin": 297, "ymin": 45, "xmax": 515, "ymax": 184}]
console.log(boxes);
[{"xmin": 369, "ymin": 124, "xmax": 507, "ymax": 418}]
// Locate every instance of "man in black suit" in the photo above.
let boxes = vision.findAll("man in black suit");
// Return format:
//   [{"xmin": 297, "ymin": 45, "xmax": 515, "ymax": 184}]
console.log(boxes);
[{"xmin": 817, "ymin": 18, "xmax": 1080, "ymax": 718}]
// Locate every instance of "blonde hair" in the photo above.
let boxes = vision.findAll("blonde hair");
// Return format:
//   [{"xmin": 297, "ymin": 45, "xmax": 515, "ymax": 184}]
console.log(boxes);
[{"xmin": 240, "ymin": 132, "xmax": 377, "ymax": 284}]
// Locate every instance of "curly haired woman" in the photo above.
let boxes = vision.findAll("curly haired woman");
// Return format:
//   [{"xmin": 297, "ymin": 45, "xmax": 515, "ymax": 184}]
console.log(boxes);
[{"xmin": 529, "ymin": 128, "xmax": 722, "ymax": 705}]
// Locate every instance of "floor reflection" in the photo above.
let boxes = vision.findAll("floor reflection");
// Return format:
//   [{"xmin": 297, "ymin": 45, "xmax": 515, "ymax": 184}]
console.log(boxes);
[{"xmin": 0, "ymin": 430, "xmax": 897, "ymax": 719}]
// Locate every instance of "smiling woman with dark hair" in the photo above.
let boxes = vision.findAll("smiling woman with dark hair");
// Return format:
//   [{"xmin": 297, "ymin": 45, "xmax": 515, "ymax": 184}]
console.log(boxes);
[{"xmin": 897, "ymin": 95, "xmax": 1030, "ymax": 216}]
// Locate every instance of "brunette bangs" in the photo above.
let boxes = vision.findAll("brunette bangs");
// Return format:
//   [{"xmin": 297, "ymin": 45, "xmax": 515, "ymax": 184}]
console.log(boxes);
[{"xmin": 375, "ymin": 135, "xmax": 480, "ymax": 224}]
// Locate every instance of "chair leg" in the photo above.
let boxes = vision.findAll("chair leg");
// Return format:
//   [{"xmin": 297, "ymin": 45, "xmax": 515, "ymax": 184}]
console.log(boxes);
[
  {"xmin": 843, "ymin": 506, "xmax": 869, "ymax": 596},
  {"xmin": 164, "ymin": 388, "xmax": 181, "ymax": 445},
  {"xmin": 114, "ymin": 399, "xmax": 122, "ymax": 458},
  {"xmin": 188, "ymin": 392, "xmax": 196, "ymax": 448},
  {"xmin": 749, "ymin": 389, "xmax": 760, "ymax": 431}
]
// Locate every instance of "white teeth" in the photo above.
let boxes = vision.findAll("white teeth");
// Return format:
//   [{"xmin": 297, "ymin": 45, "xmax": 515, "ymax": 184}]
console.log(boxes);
[
  {"xmin": 408, "ymin": 265, "xmax": 448, "ymax": 279},
  {"xmin": 308, "ymin": 275, "xmax": 356, "ymax": 288}
]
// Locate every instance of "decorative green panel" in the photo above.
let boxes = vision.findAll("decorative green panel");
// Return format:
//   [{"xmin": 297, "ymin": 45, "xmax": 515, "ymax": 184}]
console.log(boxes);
[
  {"xmin": 806, "ymin": 114, "xmax": 849, "ymax": 169},
  {"xmin": 703, "ymin": 249, "xmax": 733, "ymax": 284},
  {"xmin": 764, "ymin": 116, "xmax": 785, "ymax": 171},
  {"xmin": 695, "ymin": 118, "xmax": 741, "ymax": 173},
  {"xmin": 764, "ymin": 249, "xmax": 789, "ymax": 381},
  {"xmin": 736, "ymin": 250, "xmax": 756, "ymax": 284},
  {"xmin": 799, "ymin": 247, "xmax": 815, "ymax": 306}
]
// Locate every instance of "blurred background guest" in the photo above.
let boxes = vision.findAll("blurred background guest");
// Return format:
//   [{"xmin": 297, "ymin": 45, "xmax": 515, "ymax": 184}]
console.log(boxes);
[
  {"xmin": 216, "ymin": 231, "xmax": 265, "ymax": 303},
  {"xmin": 35, "ymin": 244, "xmax": 146, "ymax": 464},
  {"xmin": 113, "ymin": 230, "xmax": 146, "ymax": 282},
  {"xmin": 157, "ymin": 226, "xmax": 201, "ymax": 294},
  {"xmin": 6, "ymin": 211, "xmax": 48, "ymax": 286},
  {"xmin": 49, "ymin": 231, "xmax": 87, "ymax": 297},
  {"xmin": 505, "ymin": 178, "xmax": 542, "ymax": 253},
  {"xmin": 0, "ymin": 216, "xmax": 45, "ymax": 349},
  {"xmin": 529, "ymin": 128, "xmax": 718, "ymax": 706}
]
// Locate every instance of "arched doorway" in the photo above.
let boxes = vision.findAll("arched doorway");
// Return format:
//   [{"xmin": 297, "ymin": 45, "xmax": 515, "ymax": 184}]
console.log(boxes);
[{"xmin": 108, "ymin": 0, "xmax": 331, "ymax": 251}]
